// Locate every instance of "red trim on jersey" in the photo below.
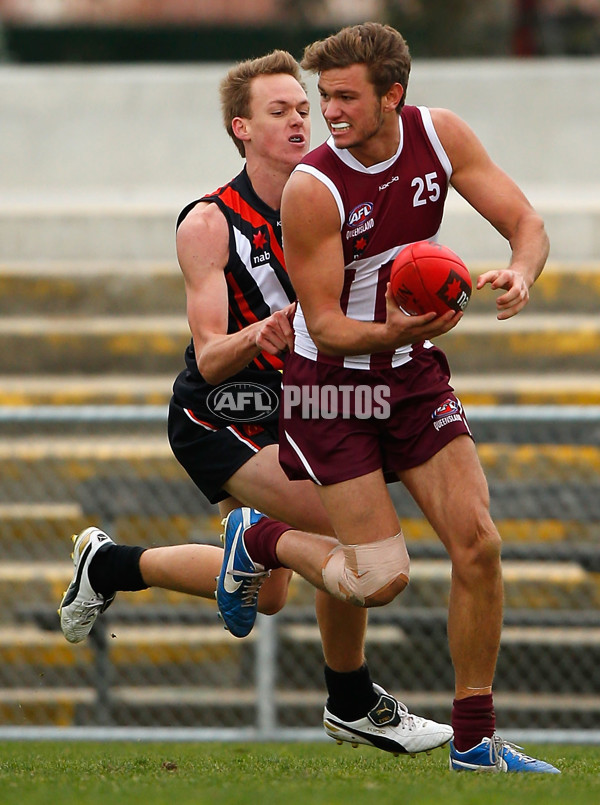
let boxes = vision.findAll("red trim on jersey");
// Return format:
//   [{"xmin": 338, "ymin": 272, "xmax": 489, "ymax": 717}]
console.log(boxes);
[
  {"xmin": 258, "ymin": 351, "xmax": 285, "ymax": 371},
  {"xmin": 225, "ymin": 269, "xmax": 284, "ymax": 371},
  {"xmin": 220, "ymin": 186, "xmax": 286, "ymax": 268},
  {"xmin": 226, "ymin": 270, "xmax": 260, "ymax": 326},
  {"xmin": 204, "ymin": 183, "xmax": 226, "ymax": 199}
]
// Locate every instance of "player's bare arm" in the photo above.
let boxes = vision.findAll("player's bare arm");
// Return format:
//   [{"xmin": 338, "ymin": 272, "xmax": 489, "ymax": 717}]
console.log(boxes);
[
  {"xmin": 177, "ymin": 203, "xmax": 294, "ymax": 385},
  {"xmin": 281, "ymin": 171, "xmax": 460, "ymax": 355},
  {"xmin": 432, "ymin": 107, "xmax": 549, "ymax": 320}
]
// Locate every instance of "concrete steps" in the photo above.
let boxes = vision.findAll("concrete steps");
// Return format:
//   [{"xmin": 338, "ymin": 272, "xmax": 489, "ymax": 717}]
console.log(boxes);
[
  {"xmin": 1, "ymin": 312, "xmax": 597, "ymax": 375},
  {"xmin": 1, "ymin": 259, "xmax": 598, "ymax": 314},
  {"xmin": 0, "ymin": 375, "xmax": 175, "ymax": 406},
  {"xmin": 444, "ymin": 314, "xmax": 600, "ymax": 373},
  {"xmin": 1, "ymin": 546, "xmax": 597, "ymax": 616},
  {"xmin": 453, "ymin": 373, "xmax": 600, "ymax": 406},
  {"xmin": 0, "ymin": 435, "xmax": 597, "ymax": 560},
  {"xmin": 0, "ymin": 260, "xmax": 598, "ymax": 404},
  {"xmin": 0, "ymin": 261, "xmax": 184, "ymax": 316},
  {"xmin": 0, "ymin": 315, "xmax": 189, "ymax": 375},
  {"xmin": 468, "ymin": 263, "xmax": 600, "ymax": 315},
  {"xmin": 1, "ymin": 603, "xmax": 599, "ymax": 727}
]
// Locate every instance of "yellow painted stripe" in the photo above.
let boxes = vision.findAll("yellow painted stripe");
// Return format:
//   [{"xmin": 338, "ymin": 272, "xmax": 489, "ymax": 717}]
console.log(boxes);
[{"xmin": 477, "ymin": 443, "xmax": 600, "ymax": 477}]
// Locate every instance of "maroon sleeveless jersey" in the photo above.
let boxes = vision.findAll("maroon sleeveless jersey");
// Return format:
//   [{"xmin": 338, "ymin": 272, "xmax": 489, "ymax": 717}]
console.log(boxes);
[{"xmin": 292, "ymin": 105, "xmax": 452, "ymax": 370}]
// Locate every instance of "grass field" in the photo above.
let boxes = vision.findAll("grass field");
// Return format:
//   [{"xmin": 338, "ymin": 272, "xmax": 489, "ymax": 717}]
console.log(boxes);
[{"xmin": 0, "ymin": 741, "xmax": 599, "ymax": 805}]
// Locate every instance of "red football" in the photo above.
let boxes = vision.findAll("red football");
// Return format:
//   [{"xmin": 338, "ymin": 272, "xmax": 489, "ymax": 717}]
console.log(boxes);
[{"xmin": 390, "ymin": 240, "xmax": 472, "ymax": 316}]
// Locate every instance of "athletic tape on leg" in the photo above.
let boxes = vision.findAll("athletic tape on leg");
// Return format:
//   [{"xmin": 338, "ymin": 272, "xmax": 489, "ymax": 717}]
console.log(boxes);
[{"xmin": 321, "ymin": 533, "xmax": 410, "ymax": 606}]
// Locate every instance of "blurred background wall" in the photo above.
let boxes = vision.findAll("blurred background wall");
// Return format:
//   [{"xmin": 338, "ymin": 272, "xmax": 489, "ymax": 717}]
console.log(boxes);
[{"xmin": 0, "ymin": 0, "xmax": 598, "ymax": 263}]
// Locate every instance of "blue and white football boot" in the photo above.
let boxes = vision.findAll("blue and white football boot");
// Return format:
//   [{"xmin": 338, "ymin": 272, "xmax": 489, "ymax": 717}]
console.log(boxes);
[
  {"xmin": 449, "ymin": 735, "xmax": 560, "ymax": 773},
  {"xmin": 216, "ymin": 508, "xmax": 270, "ymax": 638}
]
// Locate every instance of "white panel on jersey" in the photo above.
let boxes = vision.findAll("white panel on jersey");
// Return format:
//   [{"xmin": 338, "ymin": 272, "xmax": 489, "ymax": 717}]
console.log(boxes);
[
  {"xmin": 292, "ymin": 304, "xmax": 319, "ymax": 361},
  {"xmin": 232, "ymin": 225, "xmax": 291, "ymax": 314},
  {"xmin": 418, "ymin": 107, "xmax": 453, "ymax": 180},
  {"xmin": 341, "ymin": 247, "xmax": 407, "ymax": 368},
  {"xmin": 292, "ymin": 164, "xmax": 345, "ymax": 230}
]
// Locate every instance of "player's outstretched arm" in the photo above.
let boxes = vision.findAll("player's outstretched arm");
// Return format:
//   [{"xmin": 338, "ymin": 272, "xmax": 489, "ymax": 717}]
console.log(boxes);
[{"xmin": 432, "ymin": 107, "xmax": 549, "ymax": 319}]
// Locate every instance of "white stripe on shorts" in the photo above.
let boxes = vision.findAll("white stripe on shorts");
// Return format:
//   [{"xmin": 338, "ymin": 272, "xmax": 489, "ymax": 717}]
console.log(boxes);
[
  {"xmin": 226, "ymin": 424, "xmax": 262, "ymax": 452},
  {"xmin": 184, "ymin": 408, "xmax": 217, "ymax": 430},
  {"xmin": 184, "ymin": 408, "xmax": 261, "ymax": 452},
  {"xmin": 283, "ymin": 429, "xmax": 322, "ymax": 486}
]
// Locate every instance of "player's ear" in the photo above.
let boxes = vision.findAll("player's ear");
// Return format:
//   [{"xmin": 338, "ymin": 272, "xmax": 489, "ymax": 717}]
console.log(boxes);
[
  {"xmin": 232, "ymin": 116, "xmax": 251, "ymax": 144},
  {"xmin": 383, "ymin": 83, "xmax": 404, "ymax": 112}
]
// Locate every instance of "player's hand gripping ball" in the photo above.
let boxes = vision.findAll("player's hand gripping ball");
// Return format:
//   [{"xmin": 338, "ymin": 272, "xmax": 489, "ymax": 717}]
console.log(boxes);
[{"xmin": 390, "ymin": 240, "xmax": 472, "ymax": 316}]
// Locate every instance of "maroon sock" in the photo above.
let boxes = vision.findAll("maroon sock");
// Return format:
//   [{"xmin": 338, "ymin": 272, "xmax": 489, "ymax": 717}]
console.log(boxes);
[
  {"xmin": 242, "ymin": 517, "xmax": 292, "ymax": 569},
  {"xmin": 452, "ymin": 694, "xmax": 496, "ymax": 752}
]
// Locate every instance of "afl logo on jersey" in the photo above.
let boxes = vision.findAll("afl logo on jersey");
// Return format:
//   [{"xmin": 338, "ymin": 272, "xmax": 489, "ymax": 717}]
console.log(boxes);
[{"xmin": 347, "ymin": 202, "xmax": 373, "ymax": 227}]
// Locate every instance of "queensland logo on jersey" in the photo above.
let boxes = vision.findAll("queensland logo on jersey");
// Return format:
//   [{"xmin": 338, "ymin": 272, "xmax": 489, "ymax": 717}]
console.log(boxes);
[
  {"xmin": 207, "ymin": 382, "xmax": 279, "ymax": 422},
  {"xmin": 347, "ymin": 202, "xmax": 373, "ymax": 228},
  {"xmin": 346, "ymin": 203, "xmax": 375, "ymax": 241},
  {"xmin": 432, "ymin": 398, "xmax": 463, "ymax": 431},
  {"xmin": 251, "ymin": 228, "xmax": 271, "ymax": 266}
]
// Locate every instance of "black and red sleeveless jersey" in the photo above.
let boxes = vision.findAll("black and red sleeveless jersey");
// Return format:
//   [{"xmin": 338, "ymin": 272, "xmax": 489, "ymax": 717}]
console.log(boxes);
[
  {"xmin": 172, "ymin": 168, "xmax": 295, "ymax": 415},
  {"xmin": 292, "ymin": 105, "xmax": 452, "ymax": 370}
]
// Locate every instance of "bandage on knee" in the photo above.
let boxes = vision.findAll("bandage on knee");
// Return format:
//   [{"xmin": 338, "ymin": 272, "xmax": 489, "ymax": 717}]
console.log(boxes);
[{"xmin": 321, "ymin": 533, "xmax": 410, "ymax": 607}]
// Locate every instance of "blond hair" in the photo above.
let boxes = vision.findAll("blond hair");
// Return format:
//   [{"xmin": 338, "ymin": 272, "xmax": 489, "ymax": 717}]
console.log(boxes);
[{"xmin": 220, "ymin": 50, "xmax": 305, "ymax": 157}]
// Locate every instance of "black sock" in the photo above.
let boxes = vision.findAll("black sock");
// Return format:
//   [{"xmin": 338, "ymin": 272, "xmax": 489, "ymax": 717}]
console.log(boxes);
[
  {"xmin": 88, "ymin": 544, "xmax": 148, "ymax": 597},
  {"xmin": 324, "ymin": 663, "xmax": 379, "ymax": 722}
]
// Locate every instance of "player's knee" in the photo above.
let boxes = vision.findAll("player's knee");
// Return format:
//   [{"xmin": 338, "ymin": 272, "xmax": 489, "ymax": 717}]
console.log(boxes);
[
  {"xmin": 450, "ymin": 517, "xmax": 501, "ymax": 583},
  {"xmin": 363, "ymin": 573, "xmax": 409, "ymax": 607},
  {"xmin": 321, "ymin": 533, "xmax": 410, "ymax": 608}
]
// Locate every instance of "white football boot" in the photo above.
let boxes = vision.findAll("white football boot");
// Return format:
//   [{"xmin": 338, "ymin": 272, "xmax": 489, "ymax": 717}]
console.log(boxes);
[
  {"xmin": 59, "ymin": 526, "xmax": 116, "ymax": 643},
  {"xmin": 323, "ymin": 684, "xmax": 453, "ymax": 756}
]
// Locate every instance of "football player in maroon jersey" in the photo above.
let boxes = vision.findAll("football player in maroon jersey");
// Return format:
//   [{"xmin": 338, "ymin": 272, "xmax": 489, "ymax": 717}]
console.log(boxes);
[
  {"xmin": 215, "ymin": 22, "xmax": 557, "ymax": 773},
  {"xmin": 273, "ymin": 22, "xmax": 557, "ymax": 774}
]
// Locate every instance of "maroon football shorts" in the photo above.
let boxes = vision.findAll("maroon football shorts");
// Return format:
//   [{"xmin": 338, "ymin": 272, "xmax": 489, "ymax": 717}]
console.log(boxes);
[{"xmin": 279, "ymin": 345, "xmax": 472, "ymax": 486}]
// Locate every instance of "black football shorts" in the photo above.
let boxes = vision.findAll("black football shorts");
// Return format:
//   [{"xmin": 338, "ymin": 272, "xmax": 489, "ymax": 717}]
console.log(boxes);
[{"xmin": 168, "ymin": 397, "xmax": 279, "ymax": 504}]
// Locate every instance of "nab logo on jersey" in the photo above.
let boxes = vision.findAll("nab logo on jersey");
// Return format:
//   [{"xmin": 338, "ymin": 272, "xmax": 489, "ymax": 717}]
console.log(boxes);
[
  {"xmin": 347, "ymin": 202, "xmax": 373, "ymax": 227},
  {"xmin": 251, "ymin": 229, "xmax": 271, "ymax": 266}
]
